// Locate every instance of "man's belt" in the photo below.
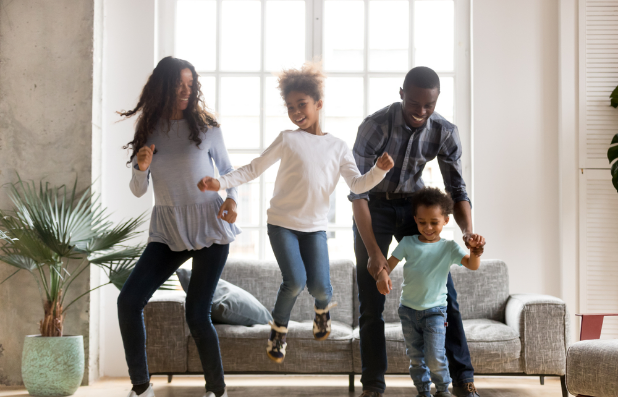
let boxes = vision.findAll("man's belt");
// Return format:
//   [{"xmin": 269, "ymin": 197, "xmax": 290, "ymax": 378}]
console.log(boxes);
[{"xmin": 369, "ymin": 192, "xmax": 415, "ymax": 201}]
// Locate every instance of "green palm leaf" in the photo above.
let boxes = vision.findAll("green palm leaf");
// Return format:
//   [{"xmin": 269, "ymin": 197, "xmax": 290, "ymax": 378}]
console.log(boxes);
[{"xmin": 88, "ymin": 246, "xmax": 144, "ymax": 265}]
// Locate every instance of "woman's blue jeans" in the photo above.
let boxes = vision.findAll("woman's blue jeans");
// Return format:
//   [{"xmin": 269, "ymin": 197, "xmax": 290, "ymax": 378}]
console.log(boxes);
[
  {"xmin": 267, "ymin": 224, "xmax": 333, "ymax": 326},
  {"xmin": 399, "ymin": 305, "xmax": 451, "ymax": 396},
  {"xmin": 117, "ymin": 242, "xmax": 229, "ymax": 394}
]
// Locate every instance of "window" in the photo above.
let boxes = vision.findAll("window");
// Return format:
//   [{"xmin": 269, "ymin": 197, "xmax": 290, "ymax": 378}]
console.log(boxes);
[{"xmin": 158, "ymin": 0, "xmax": 471, "ymax": 260}]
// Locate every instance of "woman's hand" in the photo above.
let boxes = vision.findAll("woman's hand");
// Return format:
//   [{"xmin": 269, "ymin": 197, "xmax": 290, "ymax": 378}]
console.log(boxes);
[
  {"xmin": 218, "ymin": 198, "xmax": 237, "ymax": 224},
  {"xmin": 376, "ymin": 152, "xmax": 394, "ymax": 171},
  {"xmin": 197, "ymin": 176, "xmax": 221, "ymax": 192},
  {"xmin": 137, "ymin": 144, "xmax": 155, "ymax": 171}
]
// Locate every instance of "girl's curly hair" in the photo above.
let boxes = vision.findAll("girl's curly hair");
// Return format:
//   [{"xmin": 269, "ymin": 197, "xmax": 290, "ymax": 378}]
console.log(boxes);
[
  {"xmin": 411, "ymin": 187, "xmax": 454, "ymax": 216},
  {"xmin": 119, "ymin": 56, "xmax": 219, "ymax": 165},
  {"xmin": 277, "ymin": 61, "xmax": 326, "ymax": 102}
]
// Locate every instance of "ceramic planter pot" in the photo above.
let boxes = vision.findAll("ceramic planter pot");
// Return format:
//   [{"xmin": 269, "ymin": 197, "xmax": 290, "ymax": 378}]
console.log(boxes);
[{"xmin": 21, "ymin": 335, "xmax": 84, "ymax": 396}]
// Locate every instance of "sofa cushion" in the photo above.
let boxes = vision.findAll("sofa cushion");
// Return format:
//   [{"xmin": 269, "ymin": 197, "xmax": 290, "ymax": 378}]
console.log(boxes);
[
  {"xmin": 464, "ymin": 319, "xmax": 522, "ymax": 373},
  {"xmin": 176, "ymin": 269, "xmax": 272, "ymax": 326},
  {"xmin": 451, "ymin": 260, "xmax": 510, "ymax": 322},
  {"xmin": 351, "ymin": 319, "xmax": 522, "ymax": 374},
  {"xmin": 188, "ymin": 320, "xmax": 354, "ymax": 373},
  {"xmin": 220, "ymin": 258, "xmax": 355, "ymax": 326},
  {"xmin": 351, "ymin": 323, "xmax": 410, "ymax": 374},
  {"xmin": 353, "ymin": 260, "xmax": 510, "ymax": 327}
]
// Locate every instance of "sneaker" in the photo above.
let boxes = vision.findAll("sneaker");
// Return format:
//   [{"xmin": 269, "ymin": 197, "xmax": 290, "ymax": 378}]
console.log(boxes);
[
  {"xmin": 203, "ymin": 388, "xmax": 228, "ymax": 397},
  {"xmin": 434, "ymin": 391, "xmax": 453, "ymax": 397},
  {"xmin": 126, "ymin": 384, "xmax": 155, "ymax": 397},
  {"xmin": 266, "ymin": 321, "xmax": 288, "ymax": 363},
  {"xmin": 452, "ymin": 383, "xmax": 480, "ymax": 397},
  {"xmin": 313, "ymin": 302, "xmax": 337, "ymax": 341},
  {"xmin": 359, "ymin": 391, "xmax": 383, "ymax": 397}
]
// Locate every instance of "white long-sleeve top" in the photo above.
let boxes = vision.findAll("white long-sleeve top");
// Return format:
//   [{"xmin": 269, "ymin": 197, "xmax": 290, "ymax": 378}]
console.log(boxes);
[{"xmin": 218, "ymin": 129, "xmax": 389, "ymax": 232}]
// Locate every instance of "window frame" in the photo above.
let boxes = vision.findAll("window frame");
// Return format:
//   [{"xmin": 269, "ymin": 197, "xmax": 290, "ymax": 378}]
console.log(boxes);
[{"xmin": 156, "ymin": 0, "xmax": 472, "ymax": 259}]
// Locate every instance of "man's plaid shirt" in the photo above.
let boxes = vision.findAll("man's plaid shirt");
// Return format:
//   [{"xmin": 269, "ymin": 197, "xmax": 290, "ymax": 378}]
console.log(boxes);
[{"xmin": 348, "ymin": 101, "xmax": 470, "ymax": 204}]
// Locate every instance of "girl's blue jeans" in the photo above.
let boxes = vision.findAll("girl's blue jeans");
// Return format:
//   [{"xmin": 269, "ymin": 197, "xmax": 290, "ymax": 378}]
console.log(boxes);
[
  {"xmin": 117, "ymin": 242, "xmax": 228, "ymax": 394},
  {"xmin": 398, "ymin": 304, "xmax": 451, "ymax": 396},
  {"xmin": 267, "ymin": 224, "xmax": 333, "ymax": 326}
]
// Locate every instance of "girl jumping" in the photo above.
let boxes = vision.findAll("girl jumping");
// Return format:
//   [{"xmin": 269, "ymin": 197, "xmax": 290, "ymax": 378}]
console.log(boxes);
[{"xmin": 197, "ymin": 62, "xmax": 394, "ymax": 363}]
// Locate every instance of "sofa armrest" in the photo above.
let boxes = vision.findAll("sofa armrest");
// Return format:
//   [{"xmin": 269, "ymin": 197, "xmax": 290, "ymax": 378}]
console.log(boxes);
[
  {"xmin": 143, "ymin": 290, "xmax": 188, "ymax": 373},
  {"xmin": 505, "ymin": 294, "xmax": 569, "ymax": 375}
]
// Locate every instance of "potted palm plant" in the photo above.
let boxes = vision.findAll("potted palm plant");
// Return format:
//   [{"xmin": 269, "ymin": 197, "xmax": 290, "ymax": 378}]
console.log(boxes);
[
  {"xmin": 609, "ymin": 85, "xmax": 618, "ymax": 192},
  {"xmin": 0, "ymin": 178, "xmax": 168, "ymax": 396}
]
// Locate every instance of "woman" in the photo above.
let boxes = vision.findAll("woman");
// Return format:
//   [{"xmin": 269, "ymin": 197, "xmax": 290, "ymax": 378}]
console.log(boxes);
[{"xmin": 117, "ymin": 56, "xmax": 237, "ymax": 397}]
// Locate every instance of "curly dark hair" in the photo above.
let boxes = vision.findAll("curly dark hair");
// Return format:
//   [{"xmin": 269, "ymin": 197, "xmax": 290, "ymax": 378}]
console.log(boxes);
[
  {"xmin": 119, "ymin": 56, "xmax": 219, "ymax": 165},
  {"xmin": 277, "ymin": 61, "xmax": 325, "ymax": 102},
  {"xmin": 411, "ymin": 187, "xmax": 454, "ymax": 216}
]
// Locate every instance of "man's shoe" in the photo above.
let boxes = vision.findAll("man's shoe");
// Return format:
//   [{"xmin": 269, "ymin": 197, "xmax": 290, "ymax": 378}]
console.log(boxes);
[
  {"xmin": 452, "ymin": 382, "xmax": 480, "ymax": 397},
  {"xmin": 359, "ymin": 391, "xmax": 383, "ymax": 397},
  {"xmin": 434, "ymin": 391, "xmax": 453, "ymax": 397},
  {"xmin": 313, "ymin": 302, "xmax": 337, "ymax": 340},
  {"xmin": 126, "ymin": 384, "xmax": 155, "ymax": 397},
  {"xmin": 203, "ymin": 388, "xmax": 228, "ymax": 397},
  {"xmin": 266, "ymin": 321, "xmax": 288, "ymax": 363}
]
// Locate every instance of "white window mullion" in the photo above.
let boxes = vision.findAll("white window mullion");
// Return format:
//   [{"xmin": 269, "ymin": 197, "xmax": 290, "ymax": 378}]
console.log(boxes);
[
  {"xmin": 259, "ymin": 0, "xmax": 267, "ymax": 260},
  {"xmin": 409, "ymin": 0, "xmax": 415, "ymax": 69},
  {"xmin": 363, "ymin": 0, "xmax": 369, "ymax": 118}
]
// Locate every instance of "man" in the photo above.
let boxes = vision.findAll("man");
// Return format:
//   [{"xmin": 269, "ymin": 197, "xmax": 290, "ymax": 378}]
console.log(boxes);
[{"xmin": 349, "ymin": 66, "xmax": 485, "ymax": 397}]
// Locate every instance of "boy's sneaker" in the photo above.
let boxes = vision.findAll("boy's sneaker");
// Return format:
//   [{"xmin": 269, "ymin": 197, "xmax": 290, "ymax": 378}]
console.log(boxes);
[
  {"xmin": 452, "ymin": 383, "xmax": 480, "ymax": 397},
  {"xmin": 313, "ymin": 302, "xmax": 337, "ymax": 341},
  {"xmin": 127, "ymin": 384, "xmax": 155, "ymax": 397},
  {"xmin": 266, "ymin": 321, "xmax": 288, "ymax": 363},
  {"xmin": 359, "ymin": 391, "xmax": 383, "ymax": 397},
  {"xmin": 203, "ymin": 388, "xmax": 228, "ymax": 397},
  {"xmin": 434, "ymin": 391, "xmax": 453, "ymax": 397}
]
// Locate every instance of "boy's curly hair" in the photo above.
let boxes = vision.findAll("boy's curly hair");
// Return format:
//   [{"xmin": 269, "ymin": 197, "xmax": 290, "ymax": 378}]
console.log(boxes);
[
  {"xmin": 411, "ymin": 187, "xmax": 454, "ymax": 216},
  {"xmin": 277, "ymin": 61, "xmax": 325, "ymax": 102}
]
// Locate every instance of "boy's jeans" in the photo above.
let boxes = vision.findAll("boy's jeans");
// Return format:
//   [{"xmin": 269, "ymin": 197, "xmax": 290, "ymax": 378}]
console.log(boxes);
[
  {"xmin": 398, "ymin": 304, "xmax": 451, "ymax": 396},
  {"xmin": 267, "ymin": 224, "xmax": 333, "ymax": 326}
]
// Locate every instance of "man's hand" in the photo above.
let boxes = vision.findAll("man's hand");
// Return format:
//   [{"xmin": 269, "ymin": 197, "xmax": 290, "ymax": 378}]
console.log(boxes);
[
  {"xmin": 198, "ymin": 176, "xmax": 221, "ymax": 192},
  {"xmin": 376, "ymin": 270, "xmax": 393, "ymax": 295},
  {"xmin": 218, "ymin": 198, "xmax": 237, "ymax": 224},
  {"xmin": 463, "ymin": 233, "xmax": 486, "ymax": 256},
  {"xmin": 376, "ymin": 152, "xmax": 394, "ymax": 171},
  {"xmin": 137, "ymin": 144, "xmax": 155, "ymax": 171},
  {"xmin": 367, "ymin": 252, "xmax": 390, "ymax": 281}
]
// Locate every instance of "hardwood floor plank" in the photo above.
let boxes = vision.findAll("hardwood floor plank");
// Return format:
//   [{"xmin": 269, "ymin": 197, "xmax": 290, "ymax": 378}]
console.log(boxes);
[{"xmin": 0, "ymin": 375, "xmax": 566, "ymax": 397}]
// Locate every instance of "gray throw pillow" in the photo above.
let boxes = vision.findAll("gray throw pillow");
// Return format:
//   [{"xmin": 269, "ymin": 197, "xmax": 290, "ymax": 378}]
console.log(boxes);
[{"xmin": 176, "ymin": 269, "xmax": 272, "ymax": 326}]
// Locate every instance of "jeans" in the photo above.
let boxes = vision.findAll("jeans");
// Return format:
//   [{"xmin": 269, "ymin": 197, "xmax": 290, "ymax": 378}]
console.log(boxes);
[
  {"xmin": 354, "ymin": 197, "xmax": 474, "ymax": 393},
  {"xmin": 399, "ymin": 305, "xmax": 451, "ymax": 396},
  {"xmin": 117, "ymin": 242, "xmax": 229, "ymax": 393},
  {"xmin": 267, "ymin": 224, "xmax": 332, "ymax": 326}
]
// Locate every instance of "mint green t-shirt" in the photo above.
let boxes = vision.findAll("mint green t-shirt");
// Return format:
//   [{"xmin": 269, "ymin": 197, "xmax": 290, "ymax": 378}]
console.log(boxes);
[{"xmin": 392, "ymin": 235, "xmax": 468, "ymax": 311}]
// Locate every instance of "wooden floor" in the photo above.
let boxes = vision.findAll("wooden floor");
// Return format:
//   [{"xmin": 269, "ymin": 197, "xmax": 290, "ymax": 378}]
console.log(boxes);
[{"xmin": 0, "ymin": 375, "xmax": 566, "ymax": 397}]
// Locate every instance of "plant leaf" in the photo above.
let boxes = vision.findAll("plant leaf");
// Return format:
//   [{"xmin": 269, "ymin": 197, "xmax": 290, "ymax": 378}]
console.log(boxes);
[
  {"xmin": 88, "ymin": 246, "xmax": 144, "ymax": 265},
  {"xmin": 611, "ymin": 159, "xmax": 618, "ymax": 193},
  {"xmin": 0, "ymin": 254, "xmax": 38, "ymax": 271},
  {"xmin": 611, "ymin": 85, "xmax": 618, "ymax": 109},
  {"xmin": 608, "ymin": 143, "xmax": 618, "ymax": 164}
]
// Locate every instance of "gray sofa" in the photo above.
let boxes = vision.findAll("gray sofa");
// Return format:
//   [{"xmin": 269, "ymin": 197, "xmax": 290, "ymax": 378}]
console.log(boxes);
[{"xmin": 144, "ymin": 259, "xmax": 569, "ymax": 396}]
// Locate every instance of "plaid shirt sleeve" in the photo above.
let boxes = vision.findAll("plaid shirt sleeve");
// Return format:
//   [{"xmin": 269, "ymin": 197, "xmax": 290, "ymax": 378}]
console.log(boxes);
[
  {"xmin": 436, "ymin": 125, "xmax": 471, "ymax": 205},
  {"xmin": 348, "ymin": 119, "xmax": 386, "ymax": 201}
]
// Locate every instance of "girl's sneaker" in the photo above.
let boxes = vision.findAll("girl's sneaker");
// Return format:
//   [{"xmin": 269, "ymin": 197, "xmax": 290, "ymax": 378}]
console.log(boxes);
[
  {"xmin": 203, "ymin": 388, "xmax": 228, "ymax": 397},
  {"xmin": 266, "ymin": 321, "xmax": 288, "ymax": 363},
  {"xmin": 313, "ymin": 302, "xmax": 337, "ymax": 341}
]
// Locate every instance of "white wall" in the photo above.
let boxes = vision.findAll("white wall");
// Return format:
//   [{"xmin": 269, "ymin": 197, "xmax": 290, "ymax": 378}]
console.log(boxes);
[
  {"xmin": 100, "ymin": 0, "xmax": 156, "ymax": 377},
  {"xmin": 472, "ymin": 0, "xmax": 562, "ymax": 298}
]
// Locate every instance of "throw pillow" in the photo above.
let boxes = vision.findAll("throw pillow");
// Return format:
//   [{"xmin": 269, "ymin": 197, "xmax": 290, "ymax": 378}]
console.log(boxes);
[{"xmin": 176, "ymin": 269, "xmax": 272, "ymax": 326}]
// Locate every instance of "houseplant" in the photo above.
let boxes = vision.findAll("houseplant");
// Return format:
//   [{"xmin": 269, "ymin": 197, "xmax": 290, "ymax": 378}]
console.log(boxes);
[
  {"xmin": 609, "ymin": 84, "xmax": 618, "ymax": 192},
  {"xmin": 0, "ymin": 178, "xmax": 170, "ymax": 396}
]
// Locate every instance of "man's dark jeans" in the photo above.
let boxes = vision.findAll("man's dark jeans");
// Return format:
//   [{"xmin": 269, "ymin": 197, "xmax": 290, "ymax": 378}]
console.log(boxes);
[{"xmin": 353, "ymin": 197, "xmax": 475, "ymax": 393}]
